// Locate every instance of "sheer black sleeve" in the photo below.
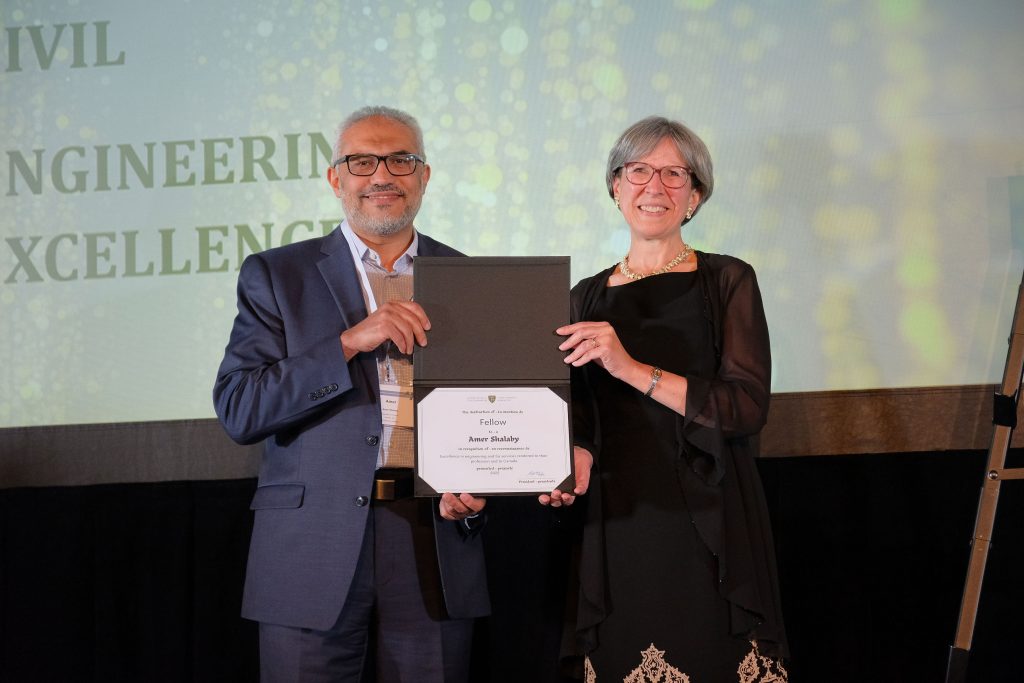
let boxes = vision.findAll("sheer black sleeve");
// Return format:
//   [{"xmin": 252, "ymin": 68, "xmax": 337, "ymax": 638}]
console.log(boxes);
[
  {"xmin": 678, "ymin": 255, "xmax": 771, "ymax": 485},
  {"xmin": 568, "ymin": 274, "xmax": 603, "ymax": 461}
]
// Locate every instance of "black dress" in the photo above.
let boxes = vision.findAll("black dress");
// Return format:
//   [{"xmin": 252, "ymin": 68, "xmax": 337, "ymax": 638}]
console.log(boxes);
[{"xmin": 569, "ymin": 254, "xmax": 788, "ymax": 682}]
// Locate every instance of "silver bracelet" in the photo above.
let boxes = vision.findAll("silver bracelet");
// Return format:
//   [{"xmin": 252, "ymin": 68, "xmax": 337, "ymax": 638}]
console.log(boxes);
[{"xmin": 644, "ymin": 366, "xmax": 662, "ymax": 397}]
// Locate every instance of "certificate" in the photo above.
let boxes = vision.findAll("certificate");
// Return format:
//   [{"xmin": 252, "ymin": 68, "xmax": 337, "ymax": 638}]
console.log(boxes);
[
  {"xmin": 412, "ymin": 256, "xmax": 572, "ymax": 496},
  {"xmin": 416, "ymin": 387, "xmax": 570, "ymax": 494}
]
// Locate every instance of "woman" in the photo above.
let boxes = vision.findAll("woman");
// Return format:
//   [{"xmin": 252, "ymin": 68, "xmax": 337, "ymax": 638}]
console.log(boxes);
[{"xmin": 546, "ymin": 116, "xmax": 788, "ymax": 681}]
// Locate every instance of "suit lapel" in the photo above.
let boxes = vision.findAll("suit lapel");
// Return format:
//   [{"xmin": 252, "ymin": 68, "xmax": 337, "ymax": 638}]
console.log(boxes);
[
  {"xmin": 416, "ymin": 232, "xmax": 445, "ymax": 257},
  {"xmin": 316, "ymin": 226, "xmax": 368, "ymax": 329},
  {"xmin": 319, "ymin": 225, "xmax": 447, "ymax": 325}
]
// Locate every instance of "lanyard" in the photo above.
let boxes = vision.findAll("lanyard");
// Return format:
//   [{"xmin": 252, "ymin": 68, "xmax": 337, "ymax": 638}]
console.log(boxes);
[{"xmin": 339, "ymin": 219, "xmax": 419, "ymax": 312}]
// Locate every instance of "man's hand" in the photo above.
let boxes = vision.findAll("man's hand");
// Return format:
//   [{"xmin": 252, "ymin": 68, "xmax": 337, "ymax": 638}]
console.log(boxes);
[
  {"xmin": 439, "ymin": 492, "xmax": 487, "ymax": 521},
  {"xmin": 340, "ymin": 300, "xmax": 430, "ymax": 359}
]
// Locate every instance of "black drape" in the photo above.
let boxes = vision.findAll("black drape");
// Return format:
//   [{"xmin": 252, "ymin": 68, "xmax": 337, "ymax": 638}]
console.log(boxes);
[
  {"xmin": 2, "ymin": 451, "xmax": 1022, "ymax": 682},
  {"xmin": 0, "ymin": 479, "xmax": 258, "ymax": 683}
]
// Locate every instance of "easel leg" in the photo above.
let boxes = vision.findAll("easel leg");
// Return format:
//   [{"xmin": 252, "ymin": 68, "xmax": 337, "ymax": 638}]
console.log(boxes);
[{"xmin": 945, "ymin": 272, "xmax": 1024, "ymax": 683}]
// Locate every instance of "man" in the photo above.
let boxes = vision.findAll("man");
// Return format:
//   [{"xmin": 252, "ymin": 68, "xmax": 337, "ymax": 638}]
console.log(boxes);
[{"xmin": 213, "ymin": 106, "xmax": 488, "ymax": 682}]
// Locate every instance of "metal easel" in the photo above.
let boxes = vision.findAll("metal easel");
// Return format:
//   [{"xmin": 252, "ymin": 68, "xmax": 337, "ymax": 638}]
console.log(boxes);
[{"xmin": 946, "ymin": 270, "xmax": 1024, "ymax": 683}]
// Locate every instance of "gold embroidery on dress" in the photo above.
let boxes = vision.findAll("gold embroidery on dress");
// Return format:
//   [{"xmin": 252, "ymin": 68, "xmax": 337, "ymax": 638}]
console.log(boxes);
[
  {"xmin": 737, "ymin": 640, "xmax": 789, "ymax": 683},
  {"xmin": 623, "ymin": 643, "xmax": 690, "ymax": 683},
  {"xmin": 588, "ymin": 639, "xmax": 786, "ymax": 682}
]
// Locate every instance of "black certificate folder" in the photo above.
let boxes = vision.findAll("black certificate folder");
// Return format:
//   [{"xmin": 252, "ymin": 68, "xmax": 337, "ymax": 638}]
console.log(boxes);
[{"xmin": 413, "ymin": 256, "xmax": 573, "ymax": 497}]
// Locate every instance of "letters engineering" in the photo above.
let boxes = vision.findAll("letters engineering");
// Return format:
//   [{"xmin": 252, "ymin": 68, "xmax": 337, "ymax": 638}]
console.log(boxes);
[{"xmin": 5, "ymin": 132, "xmax": 333, "ymax": 196}]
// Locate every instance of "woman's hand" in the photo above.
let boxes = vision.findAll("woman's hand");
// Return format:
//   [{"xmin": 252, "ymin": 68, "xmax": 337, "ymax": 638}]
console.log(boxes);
[
  {"xmin": 557, "ymin": 319, "xmax": 685, "ymax": 413},
  {"xmin": 538, "ymin": 447, "xmax": 593, "ymax": 507},
  {"xmin": 556, "ymin": 321, "xmax": 639, "ymax": 381}
]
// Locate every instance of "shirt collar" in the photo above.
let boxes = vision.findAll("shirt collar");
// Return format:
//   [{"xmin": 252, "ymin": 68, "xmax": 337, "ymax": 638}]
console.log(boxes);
[{"xmin": 340, "ymin": 219, "xmax": 419, "ymax": 273}]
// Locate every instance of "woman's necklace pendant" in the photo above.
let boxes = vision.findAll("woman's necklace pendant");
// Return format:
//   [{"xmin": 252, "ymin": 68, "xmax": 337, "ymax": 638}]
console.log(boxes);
[{"xmin": 619, "ymin": 243, "xmax": 693, "ymax": 280}]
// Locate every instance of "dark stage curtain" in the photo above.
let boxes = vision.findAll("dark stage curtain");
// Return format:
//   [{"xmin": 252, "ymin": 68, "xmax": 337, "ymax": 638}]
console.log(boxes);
[
  {"xmin": 756, "ymin": 449, "xmax": 1024, "ymax": 683},
  {"xmin": 0, "ymin": 479, "xmax": 258, "ymax": 683},
  {"xmin": 2, "ymin": 451, "xmax": 1022, "ymax": 682}
]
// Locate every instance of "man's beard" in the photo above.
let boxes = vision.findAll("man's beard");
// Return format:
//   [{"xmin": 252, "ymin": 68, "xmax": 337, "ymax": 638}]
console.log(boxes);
[{"xmin": 341, "ymin": 183, "xmax": 422, "ymax": 236}]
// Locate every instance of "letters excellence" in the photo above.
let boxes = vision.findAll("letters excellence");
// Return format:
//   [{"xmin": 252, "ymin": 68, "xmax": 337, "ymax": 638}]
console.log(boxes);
[
  {"xmin": 4, "ymin": 132, "xmax": 341, "ymax": 284},
  {"xmin": 3, "ymin": 221, "xmax": 340, "ymax": 284}
]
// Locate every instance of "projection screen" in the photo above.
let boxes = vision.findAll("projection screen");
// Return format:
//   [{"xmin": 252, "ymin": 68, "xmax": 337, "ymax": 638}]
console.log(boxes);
[{"xmin": 2, "ymin": 0, "xmax": 1023, "ymax": 430}]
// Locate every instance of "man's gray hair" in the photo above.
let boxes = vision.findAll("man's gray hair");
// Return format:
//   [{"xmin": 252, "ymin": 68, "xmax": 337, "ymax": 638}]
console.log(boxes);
[{"xmin": 332, "ymin": 106, "xmax": 426, "ymax": 161}]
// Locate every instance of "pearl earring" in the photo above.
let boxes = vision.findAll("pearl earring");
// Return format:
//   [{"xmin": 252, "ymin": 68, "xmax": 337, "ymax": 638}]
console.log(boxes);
[{"xmin": 685, "ymin": 206, "xmax": 693, "ymax": 220}]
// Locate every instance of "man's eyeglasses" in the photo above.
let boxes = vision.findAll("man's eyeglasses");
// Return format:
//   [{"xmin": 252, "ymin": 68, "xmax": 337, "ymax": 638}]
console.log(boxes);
[
  {"xmin": 332, "ymin": 153, "xmax": 425, "ymax": 176},
  {"xmin": 617, "ymin": 162, "xmax": 692, "ymax": 189}
]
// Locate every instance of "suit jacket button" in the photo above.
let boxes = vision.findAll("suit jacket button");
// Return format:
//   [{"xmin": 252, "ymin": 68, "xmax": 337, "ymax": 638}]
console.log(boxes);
[
  {"xmin": 355, "ymin": 496, "xmax": 369, "ymax": 507},
  {"xmin": 365, "ymin": 435, "xmax": 379, "ymax": 446}
]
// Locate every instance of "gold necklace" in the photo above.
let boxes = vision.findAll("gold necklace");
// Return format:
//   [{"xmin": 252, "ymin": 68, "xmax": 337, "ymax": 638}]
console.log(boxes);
[{"xmin": 619, "ymin": 243, "xmax": 693, "ymax": 280}]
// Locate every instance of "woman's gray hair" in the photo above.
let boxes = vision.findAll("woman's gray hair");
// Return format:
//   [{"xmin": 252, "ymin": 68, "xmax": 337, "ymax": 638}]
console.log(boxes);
[
  {"xmin": 332, "ymin": 106, "xmax": 426, "ymax": 161},
  {"xmin": 605, "ymin": 116, "xmax": 714, "ymax": 223}
]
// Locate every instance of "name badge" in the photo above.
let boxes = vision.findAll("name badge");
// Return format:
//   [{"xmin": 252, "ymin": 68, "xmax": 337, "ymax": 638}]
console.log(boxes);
[{"xmin": 381, "ymin": 384, "xmax": 414, "ymax": 428}]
